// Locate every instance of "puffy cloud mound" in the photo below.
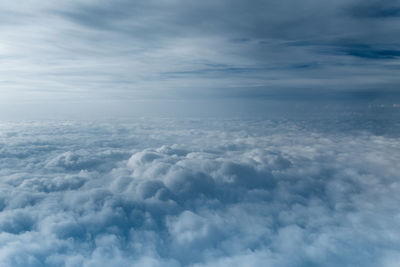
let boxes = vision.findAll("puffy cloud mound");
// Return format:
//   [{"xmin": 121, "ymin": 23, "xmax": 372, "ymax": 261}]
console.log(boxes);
[{"xmin": 0, "ymin": 118, "xmax": 399, "ymax": 266}]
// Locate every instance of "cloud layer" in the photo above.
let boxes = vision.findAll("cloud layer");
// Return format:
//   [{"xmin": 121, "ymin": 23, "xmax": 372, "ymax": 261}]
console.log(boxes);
[
  {"xmin": 1, "ymin": 0, "xmax": 400, "ymax": 115},
  {"xmin": 0, "ymin": 118, "xmax": 399, "ymax": 266}
]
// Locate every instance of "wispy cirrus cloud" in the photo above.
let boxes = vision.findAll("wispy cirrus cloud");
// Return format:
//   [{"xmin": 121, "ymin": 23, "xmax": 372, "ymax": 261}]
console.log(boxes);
[{"xmin": 1, "ymin": 0, "xmax": 400, "ymax": 117}]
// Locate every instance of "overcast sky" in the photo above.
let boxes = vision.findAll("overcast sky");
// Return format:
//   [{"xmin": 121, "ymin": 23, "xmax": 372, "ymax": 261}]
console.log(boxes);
[{"xmin": 1, "ymin": 0, "xmax": 400, "ymax": 118}]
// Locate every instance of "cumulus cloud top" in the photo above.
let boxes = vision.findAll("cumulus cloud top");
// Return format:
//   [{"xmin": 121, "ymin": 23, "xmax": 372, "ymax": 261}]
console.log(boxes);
[{"xmin": 0, "ymin": 118, "xmax": 399, "ymax": 266}]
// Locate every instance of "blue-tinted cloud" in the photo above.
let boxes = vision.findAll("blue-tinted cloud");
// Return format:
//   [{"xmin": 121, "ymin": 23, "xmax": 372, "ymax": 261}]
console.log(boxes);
[
  {"xmin": 347, "ymin": 0, "xmax": 400, "ymax": 18},
  {"xmin": 1, "ymin": 0, "xmax": 400, "ymax": 117},
  {"xmin": 0, "ymin": 119, "xmax": 399, "ymax": 266}
]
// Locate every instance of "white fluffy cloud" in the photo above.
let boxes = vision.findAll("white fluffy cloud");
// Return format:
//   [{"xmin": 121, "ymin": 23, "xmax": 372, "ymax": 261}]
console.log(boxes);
[{"xmin": 0, "ymin": 118, "xmax": 399, "ymax": 266}]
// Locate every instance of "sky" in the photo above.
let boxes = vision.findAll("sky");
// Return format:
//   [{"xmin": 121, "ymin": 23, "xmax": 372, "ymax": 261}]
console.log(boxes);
[
  {"xmin": 1, "ymin": 2, "xmax": 400, "ymax": 266},
  {"xmin": 1, "ymin": 0, "xmax": 400, "ymax": 118}
]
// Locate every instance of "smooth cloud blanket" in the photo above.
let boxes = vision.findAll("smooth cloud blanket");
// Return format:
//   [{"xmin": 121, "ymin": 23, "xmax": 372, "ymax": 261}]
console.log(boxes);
[{"xmin": 0, "ymin": 118, "xmax": 399, "ymax": 266}]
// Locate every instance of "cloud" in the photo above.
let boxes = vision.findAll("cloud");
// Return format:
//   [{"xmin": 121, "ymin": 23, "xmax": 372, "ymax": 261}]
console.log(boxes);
[
  {"xmin": 347, "ymin": 0, "xmax": 400, "ymax": 19},
  {"xmin": 0, "ymin": 118, "xmax": 398, "ymax": 266},
  {"xmin": 1, "ymin": 0, "xmax": 400, "ymax": 118}
]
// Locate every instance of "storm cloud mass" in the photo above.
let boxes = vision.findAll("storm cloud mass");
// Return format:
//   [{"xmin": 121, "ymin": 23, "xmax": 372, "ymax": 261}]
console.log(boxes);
[{"xmin": 0, "ymin": 118, "xmax": 399, "ymax": 266}]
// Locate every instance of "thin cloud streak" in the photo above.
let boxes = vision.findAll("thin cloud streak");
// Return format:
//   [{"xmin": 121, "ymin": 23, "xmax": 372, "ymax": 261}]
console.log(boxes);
[{"xmin": 0, "ymin": 0, "xmax": 400, "ymax": 116}]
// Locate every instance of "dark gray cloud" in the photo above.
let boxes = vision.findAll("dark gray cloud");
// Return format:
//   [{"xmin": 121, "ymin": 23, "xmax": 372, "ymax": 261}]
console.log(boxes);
[
  {"xmin": 0, "ymin": 118, "xmax": 399, "ymax": 266},
  {"xmin": 343, "ymin": 45, "xmax": 400, "ymax": 59},
  {"xmin": 347, "ymin": 0, "xmax": 400, "ymax": 18}
]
